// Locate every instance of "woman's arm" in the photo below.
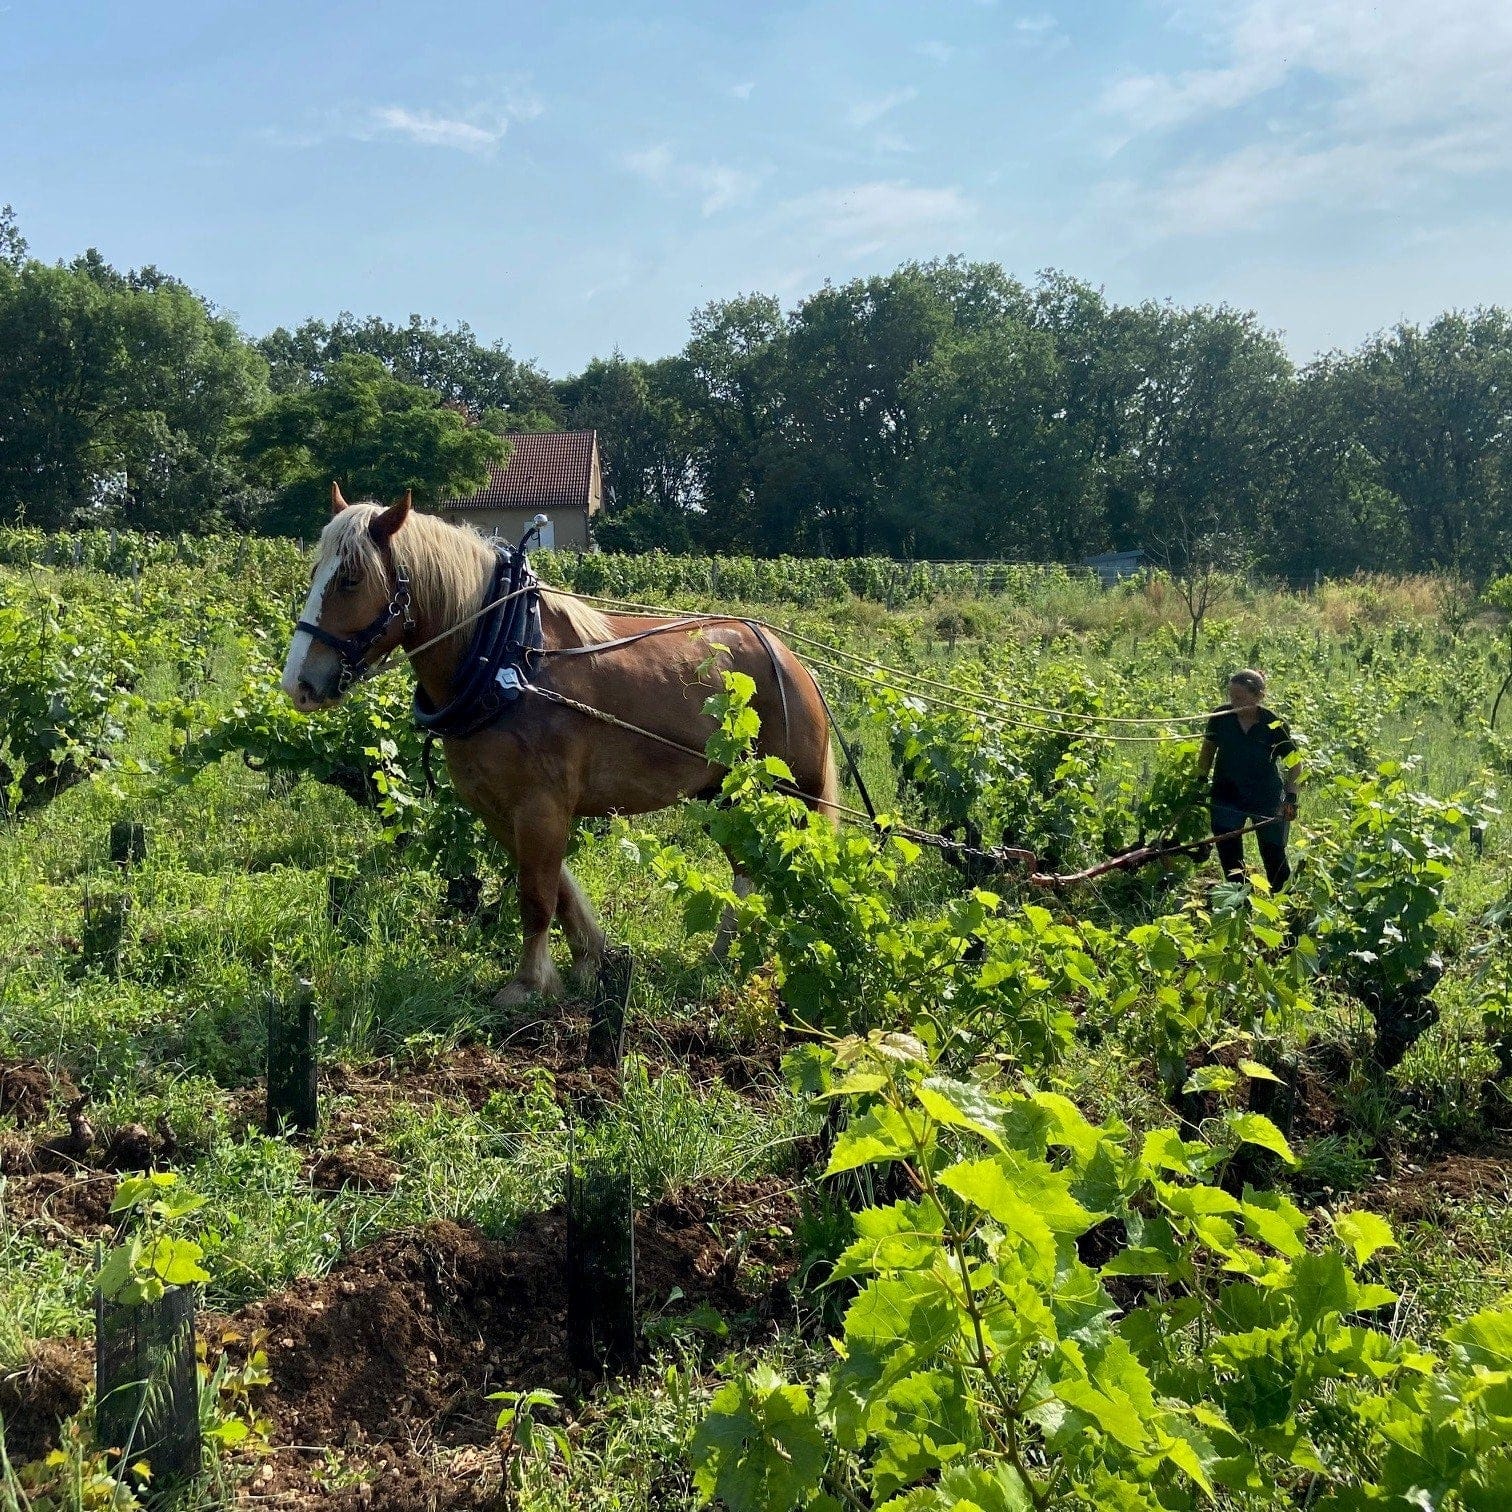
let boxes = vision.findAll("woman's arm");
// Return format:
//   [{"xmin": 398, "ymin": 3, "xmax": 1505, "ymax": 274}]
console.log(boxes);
[{"xmin": 1277, "ymin": 726, "xmax": 1301, "ymax": 816}]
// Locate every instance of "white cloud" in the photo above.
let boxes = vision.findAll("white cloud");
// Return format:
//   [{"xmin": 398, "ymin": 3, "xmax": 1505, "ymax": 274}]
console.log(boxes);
[
  {"xmin": 918, "ymin": 41, "xmax": 955, "ymax": 65},
  {"xmin": 731, "ymin": 80, "xmax": 756, "ymax": 100},
  {"xmin": 371, "ymin": 107, "xmax": 504, "ymax": 153},
  {"xmin": 262, "ymin": 82, "xmax": 543, "ymax": 156},
  {"xmin": 785, "ymin": 180, "xmax": 974, "ymax": 256},
  {"xmin": 623, "ymin": 144, "xmax": 764, "ymax": 215},
  {"xmin": 846, "ymin": 86, "xmax": 919, "ymax": 129},
  {"xmin": 1100, "ymin": 0, "xmax": 1512, "ymax": 231},
  {"xmin": 1014, "ymin": 14, "xmax": 1059, "ymax": 35}
]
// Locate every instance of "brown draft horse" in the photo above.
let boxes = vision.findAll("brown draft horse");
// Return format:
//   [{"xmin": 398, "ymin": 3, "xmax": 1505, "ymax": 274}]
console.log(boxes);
[{"xmin": 281, "ymin": 487, "xmax": 837, "ymax": 1003}]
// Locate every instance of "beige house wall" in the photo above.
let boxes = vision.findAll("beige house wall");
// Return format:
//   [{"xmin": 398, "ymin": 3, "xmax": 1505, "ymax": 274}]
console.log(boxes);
[{"xmin": 441, "ymin": 507, "xmax": 595, "ymax": 551}]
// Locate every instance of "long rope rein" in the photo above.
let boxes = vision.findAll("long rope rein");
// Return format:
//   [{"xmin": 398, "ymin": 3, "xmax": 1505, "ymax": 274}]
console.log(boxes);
[
  {"xmin": 329, "ymin": 566, "xmax": 1281, "ymax": 885},
  {"xmin": 522, "ymin": 681, "xmax": 1281, "ymax": 889},
  {"xmin": 350, "ymin": 574, "xmax": 1227, "ymax": 744},
  {"xmin": 534, "ymin": 585, "xmax": 1224, "ymax": 734}
]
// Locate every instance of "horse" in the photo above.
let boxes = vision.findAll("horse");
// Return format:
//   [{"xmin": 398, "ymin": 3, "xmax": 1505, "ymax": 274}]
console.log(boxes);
[{"xmin": 280, "ymin": 485, "xmax": 838, "ymax": 1003}]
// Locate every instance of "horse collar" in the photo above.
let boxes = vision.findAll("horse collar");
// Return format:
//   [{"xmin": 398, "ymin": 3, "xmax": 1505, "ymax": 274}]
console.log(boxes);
[{"xmin": 412, "ymin": 543, "xmax": 543, "ymax": 738}]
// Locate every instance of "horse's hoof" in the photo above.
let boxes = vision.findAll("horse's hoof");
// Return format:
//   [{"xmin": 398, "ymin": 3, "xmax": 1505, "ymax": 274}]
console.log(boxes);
[{"xmin": 493, "ymin": 977, "xmax": 564, "ymax": 1008}]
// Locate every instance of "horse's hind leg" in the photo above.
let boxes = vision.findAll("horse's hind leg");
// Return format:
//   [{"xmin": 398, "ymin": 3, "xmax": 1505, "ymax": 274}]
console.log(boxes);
[
  {"xmin": 494, "ymin": 801, "xmax": 571, "ymax": 1006},
  {"xmin": 713, "ymin": 858, "xmax": 754, "ymax": 963},
  {"xmin": 558, "ymin": 864, "xmax": 606, "ymax": 990}
]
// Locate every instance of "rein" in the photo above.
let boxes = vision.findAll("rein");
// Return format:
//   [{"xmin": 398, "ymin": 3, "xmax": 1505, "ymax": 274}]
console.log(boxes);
[{"xmin": 291, "ymin": 546, "xmax": 1281, "ymax": 889}]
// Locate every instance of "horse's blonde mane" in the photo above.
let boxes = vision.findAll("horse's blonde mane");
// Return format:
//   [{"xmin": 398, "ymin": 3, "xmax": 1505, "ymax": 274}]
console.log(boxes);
[{"xmin": 319, "ymin": 504, "xmax": 613, "ymax": 647}]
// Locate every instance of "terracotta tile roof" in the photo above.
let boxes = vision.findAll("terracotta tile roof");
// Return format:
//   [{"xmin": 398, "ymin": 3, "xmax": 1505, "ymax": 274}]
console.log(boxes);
[{"xmin": 440, "ymin": 430, "xmax": 598, "ymax": 512}]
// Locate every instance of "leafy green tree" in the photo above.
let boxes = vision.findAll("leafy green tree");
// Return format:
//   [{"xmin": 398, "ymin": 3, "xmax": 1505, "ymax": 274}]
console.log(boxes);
[
  {"xmin": 1112, "ymin": 302, "xmax": 1293, "ymax": 556},
  {"xmin": 558, "ymin": 352, "xmax": 700, "ymax": 550},
  {"xmin": 1326, "ymin": 311, "xmax": 1512, "ymax": 575},
  {"xmin": 682, "ymin": 293, "xmax": 794, "ymax": 552},
  {"xmin": 0, "ymin": 205, "xmax": 26, "ymax": 270},
  {"xmin": 899, "ymin": 317, "xmax": 1097, "ymax": 558},
  {"xmin": 0, "ymin": 246, "xmax": 266, "ymax": 531},
  {"xmin": 258, "ymin": 312, "xmax": 558, "ymax": 424},
  {"xmin": 241, "ymin": 353, "xmax": 507, "ymax": 534}
]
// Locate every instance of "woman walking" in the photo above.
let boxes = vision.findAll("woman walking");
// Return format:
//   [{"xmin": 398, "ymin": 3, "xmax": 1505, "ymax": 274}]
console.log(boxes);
[{"xmin": 1196, "ymin": 669, "xmax": 1301, "ymax": 891}]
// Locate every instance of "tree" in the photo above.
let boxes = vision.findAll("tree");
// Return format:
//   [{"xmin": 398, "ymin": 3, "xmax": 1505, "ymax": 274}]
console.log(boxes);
[
  {"xmin": 1105, "ymin": 303, "xmax": 1293, "ymax": 553},
  {"xmin": 899, "ymin": 318, "xmax": 1097, "ymax": 558},
  {"xmin": 557, "ymin": 352, "xmax": 700, "ymax": 550},
  {"xmin": 258, "ymin": 312, "xmax": 558, "ymax": 424},
  {"xmin": 241, "ymin": 354, "xmax": 507, "ymax": 535},
  {"xmin": 682, "ymin": 293, "xmax": 793, "ymax": 551},
  {"xmin": 1327, "ymin": 312, "xmax": 1512, "ymax": 576},
  {"xmin": 0, "ymin": 246, "xmax": 267, "ymax": 530},
  {"xmin": 0, "ymin": 205, "xmax": 26, "ymax": 270}
]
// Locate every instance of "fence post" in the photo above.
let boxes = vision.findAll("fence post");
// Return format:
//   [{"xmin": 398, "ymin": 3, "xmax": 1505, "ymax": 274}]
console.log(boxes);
[
  {"xmin": 266, "ymin": 981, "xmax": 318, "ymax": 1134},
  {"xmin": 82, "ymin": 884, "xmax": 132, "ymax": 977},
  {"xmin": 109, "ymin": 820, "xmax": 148, "ymax": 870}
]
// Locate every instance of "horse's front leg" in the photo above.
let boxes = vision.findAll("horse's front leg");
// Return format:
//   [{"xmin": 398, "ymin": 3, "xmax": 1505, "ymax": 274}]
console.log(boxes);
[{"xmin": 494, "ymin": 800, "xmax": 571, "ymax": 1006}]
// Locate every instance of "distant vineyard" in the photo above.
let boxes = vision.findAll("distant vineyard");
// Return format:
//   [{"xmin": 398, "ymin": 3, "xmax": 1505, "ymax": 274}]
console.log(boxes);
[{"xmin": 0, "ymin": 526, "xmax": 1091, "ymax": 607}]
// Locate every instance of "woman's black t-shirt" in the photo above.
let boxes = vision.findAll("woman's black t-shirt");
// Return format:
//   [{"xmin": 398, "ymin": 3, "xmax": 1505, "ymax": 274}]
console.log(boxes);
[{"xmin": 1205, "ymin": 705, "xmax": 1296, "ymax": 813}]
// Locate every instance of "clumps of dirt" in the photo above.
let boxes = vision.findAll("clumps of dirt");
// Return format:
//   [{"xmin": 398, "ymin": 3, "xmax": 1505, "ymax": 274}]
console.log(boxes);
[
  {"xmin": 0, "ymin": 1106, "xmax": 173, "ymax": 1184},
  {"xmin": 308, "ymin": 1146, "xmax": 399, "ymax": 1195},
  {"xmin": 0, "ymin": 1338, "xmax": 92, "ymax": 1463},
  {"xmin": 1373, "ymin": 1149, "xmax": 1512, "ymax": 1224},
  {"xmin": 0, "ymin": 1171, "xmax": 118, "ymax": 1241},
  {"xmin": 0, "ymin": 1059, "xmax": 77, "ymax": 1129},
  {"xmin": 225, "ymin": 1179, "xmax": 797, "ymax": 1504},
  {"xmin": 325, "ymin": 1043, "xmax": 535, "ymax": 1115},
  {"xmin": 1289, "ymin": 1050, "xmax": 1342, "ymax": 1138},
  {"xmin": 642, "ymin": 1020, "xmax": 785, "ymax": 1094}
]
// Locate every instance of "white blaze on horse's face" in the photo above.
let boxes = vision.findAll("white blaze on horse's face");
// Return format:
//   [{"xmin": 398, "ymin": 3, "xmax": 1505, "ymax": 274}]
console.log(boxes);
[{"xmin": 281, "ymin": 550, "xmax": 343, "ymax": 712}]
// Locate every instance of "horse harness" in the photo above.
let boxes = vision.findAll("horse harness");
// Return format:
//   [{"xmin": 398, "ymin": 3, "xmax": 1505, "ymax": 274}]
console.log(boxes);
[
  {"xmin": 412, "ymin": 542, "xmax": 544, "ymax": 739},
  {"xmin": 296, "ymin": 530, "xmax": 852, "ymax": 810}
]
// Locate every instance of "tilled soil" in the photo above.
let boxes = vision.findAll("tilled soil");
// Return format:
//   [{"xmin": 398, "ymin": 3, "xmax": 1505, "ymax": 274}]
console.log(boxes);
[
  {"xmin": 1373, "ymin": 1147, "xmax": 1512, "ymax": 1223},
  {"xmin": 0, "ymin": 1058, "xmax": 78, "ymax": 1128},
  {"xmin": 0, "ymin": 1338, "xmax": 93, "ymax": 1465},
  {"xmin": 8, "ymin": 1178, "xmax": 798, "ymax": 1508}
]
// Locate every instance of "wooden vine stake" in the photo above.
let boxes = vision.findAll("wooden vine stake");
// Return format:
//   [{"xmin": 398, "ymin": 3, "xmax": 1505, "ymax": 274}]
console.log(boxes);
[
  {"xmin": 95, "ymin": 1280, "xmax": 200, "ymax": 1498},
  {"xmin": 265, "ymin": 980, "xmax": 318, "ymax": 1134},
  {"xmin": 109, "ymin": 820, "xmax": 148, "ymax": 870},
  {"xmin": 565, "ymin": 946, "xmax": 637, "ymax": 1372}
]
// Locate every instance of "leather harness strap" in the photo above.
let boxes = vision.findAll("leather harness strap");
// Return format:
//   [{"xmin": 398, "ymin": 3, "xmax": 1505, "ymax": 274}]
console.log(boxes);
[{"xmin": 412, "ymin": 542, "xmax": 544, "ymax": 739}]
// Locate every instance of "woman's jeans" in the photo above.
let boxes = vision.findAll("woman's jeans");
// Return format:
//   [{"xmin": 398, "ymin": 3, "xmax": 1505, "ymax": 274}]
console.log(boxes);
[{"xmin": 1211, "ymin": 802, "xmax": 1290, "ymax": 892}]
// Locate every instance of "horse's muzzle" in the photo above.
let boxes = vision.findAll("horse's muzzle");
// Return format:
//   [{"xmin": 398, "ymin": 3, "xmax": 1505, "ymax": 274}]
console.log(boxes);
[{"xmin": 291, "ymin": 677, "xmax": 337, "ymax": 714}]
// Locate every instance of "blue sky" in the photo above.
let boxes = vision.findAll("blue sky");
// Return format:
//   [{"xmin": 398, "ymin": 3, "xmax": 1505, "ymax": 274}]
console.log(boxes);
[{"xmin": 4, "ymin": 0, "xmax": 1511, "ymax": 374}]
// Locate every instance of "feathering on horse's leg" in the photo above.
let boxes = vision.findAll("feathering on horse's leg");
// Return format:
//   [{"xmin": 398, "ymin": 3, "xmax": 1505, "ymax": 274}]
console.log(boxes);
[
  {"xmin": 494, "ymin": 802, "xmax": 570, "ymax": 1006},
  {"xmin": 558, "ymin": 864, "xmax": 606, "ymax": 990}
]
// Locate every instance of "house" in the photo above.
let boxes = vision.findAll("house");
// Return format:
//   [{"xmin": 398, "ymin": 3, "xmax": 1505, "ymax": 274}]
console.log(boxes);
[{"xmin": 436, "ymin": 430, "xmax": 602, "ymax": 550}]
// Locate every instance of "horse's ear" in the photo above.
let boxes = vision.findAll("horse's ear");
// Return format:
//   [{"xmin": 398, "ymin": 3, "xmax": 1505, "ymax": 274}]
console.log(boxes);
[
  {"xmin": 370, "ymin": 490, "xmax": 412, "ymax": 547},
  {"xmin": 330, "ymin": 481, "xmax": 348, "ymax": 515}
]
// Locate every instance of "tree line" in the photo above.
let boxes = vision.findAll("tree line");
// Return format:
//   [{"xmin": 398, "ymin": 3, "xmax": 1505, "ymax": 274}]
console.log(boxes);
[{"xmin": 1, "ymin": 205, "xmax": 1508, "ymax": 578}]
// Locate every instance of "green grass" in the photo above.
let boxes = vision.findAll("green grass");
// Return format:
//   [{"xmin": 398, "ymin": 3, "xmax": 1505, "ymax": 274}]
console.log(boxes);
[{"xmin": 0, "ymin": 553, "xmax": 1509, "ymax": 1507}]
